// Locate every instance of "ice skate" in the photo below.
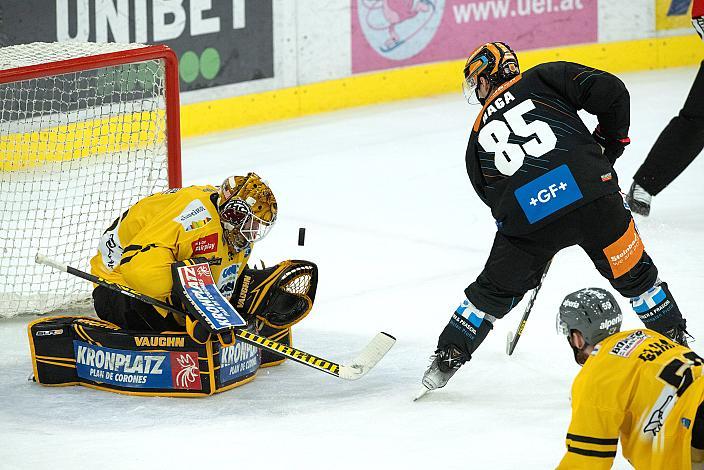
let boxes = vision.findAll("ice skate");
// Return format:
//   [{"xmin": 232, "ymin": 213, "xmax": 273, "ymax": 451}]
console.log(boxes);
[
  {"xmin": 664, "ymin": 325, "xmax": 693, "ymax": 347},
  {"xmin": 420, "ymin": 346, "xmax": 466, "ymax": 392}
]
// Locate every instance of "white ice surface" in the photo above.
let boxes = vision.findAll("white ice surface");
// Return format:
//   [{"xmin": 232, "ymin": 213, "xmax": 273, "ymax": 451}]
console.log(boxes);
[{"xmin": 2, "ymin": 66, "xmax": 703, "ymax": 470}]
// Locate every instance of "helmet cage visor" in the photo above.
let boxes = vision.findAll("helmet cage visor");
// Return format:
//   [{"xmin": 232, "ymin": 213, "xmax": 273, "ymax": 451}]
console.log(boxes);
[
  {"xmin": 462, "ymin": 74, "xmax": 481, "ymax": 104},
  {"xmin": 556, "ymin": 314, "xmax": 571, "ymax": 337},
  {"xmin": 220, "ymin": 198, "xmax": 275, "ymax": 244},
  {"xmin": 462, "ymin": 54, "xmax": 489, "ymax": 104},
  {"xmin": 240, "ymin": 211, "xmax": 275, "ymax": 243}
]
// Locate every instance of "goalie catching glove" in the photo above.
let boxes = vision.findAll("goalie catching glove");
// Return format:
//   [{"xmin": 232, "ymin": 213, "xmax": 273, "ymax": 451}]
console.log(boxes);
[{"xmin": 233, "ymin": 259, "xmax": 318, "ymax": 329}]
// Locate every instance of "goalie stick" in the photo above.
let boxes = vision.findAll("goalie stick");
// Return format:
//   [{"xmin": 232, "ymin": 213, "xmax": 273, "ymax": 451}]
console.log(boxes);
[
  {"xmin": 35, "ymin": 253, "xmax": 396, "ymax": 381},
  {"xmin": 505, "ymin": 258, "xmax": 552, "ymax": 356}
]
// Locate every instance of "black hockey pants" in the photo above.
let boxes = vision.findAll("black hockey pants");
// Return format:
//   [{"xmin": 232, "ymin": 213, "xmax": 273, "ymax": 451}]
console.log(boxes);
[
  {"xmin": 437, "ymin": 193, "xmax": 686, "ymax": 360},
  {"xmin": 93, "ymin": 285, "xmax": 181, "ymax": 331},
  {"xmin": 634, "ymin": 61, "xmax": 704, "ymax": 196},
  {"xmin": 465, "ymin": 192, "xmax": 684, "ymax": 330}
]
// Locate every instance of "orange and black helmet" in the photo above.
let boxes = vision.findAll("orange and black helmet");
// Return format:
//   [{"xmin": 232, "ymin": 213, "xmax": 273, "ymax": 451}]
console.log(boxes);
[{"xmin": 462, "ymin": 42, "xmax": 519, "ymax": 102}]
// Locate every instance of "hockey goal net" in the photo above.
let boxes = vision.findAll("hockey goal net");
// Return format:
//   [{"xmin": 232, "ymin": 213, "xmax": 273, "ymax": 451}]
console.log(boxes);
[{"xmin": 0, "ymin": 42, "xmax": 181, "ymax": 318}]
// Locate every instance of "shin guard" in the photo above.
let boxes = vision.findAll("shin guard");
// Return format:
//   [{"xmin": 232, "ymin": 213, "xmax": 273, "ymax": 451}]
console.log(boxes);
[
  {"xmin": 437, "ymin": 298, "xmax": 496, "ymax": 361},
  {"xmin": 631, "ymin": 281, "xmax": 687, "ymax": 338}
]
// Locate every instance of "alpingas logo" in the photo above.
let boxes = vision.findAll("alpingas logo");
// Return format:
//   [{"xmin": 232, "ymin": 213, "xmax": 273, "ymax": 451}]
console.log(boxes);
[{"xmin": 357, "ymin": 0, "xmax": 445, "ymax": 60}]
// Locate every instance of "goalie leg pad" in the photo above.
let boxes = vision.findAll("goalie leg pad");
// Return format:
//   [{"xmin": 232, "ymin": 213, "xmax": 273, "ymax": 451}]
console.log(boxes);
[
  {"xmin": 234, "ymin": 259, "xmax": 318, "ymax": 329},
  {"xmin": 257, "ymin": 322, "xmax": 292, "ymax": 367},
  {"xmin": 28, "ymin": 316, "xmax": 260, "ymax": 397}
]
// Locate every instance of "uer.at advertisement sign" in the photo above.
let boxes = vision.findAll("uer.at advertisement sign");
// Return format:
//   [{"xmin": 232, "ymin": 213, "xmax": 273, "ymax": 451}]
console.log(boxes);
[
  {"xmin": 0, "ymin": 0, "xmax": 273, "ymax": 92},
  {"xmin": 352, "ymin": 0, "xmax": 597, "ymax": 73}
]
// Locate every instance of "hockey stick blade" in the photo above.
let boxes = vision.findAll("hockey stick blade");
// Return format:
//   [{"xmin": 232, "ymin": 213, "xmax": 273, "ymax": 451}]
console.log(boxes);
[
  {"xmin": 338, "ymin": 332, "xmax": 396, "ymax": 380},
  {"xmin": 35, "ymin": 253, "xmax": 396, "ymax": 381},
  {"xmin": 505, "ymin": 330, "xmax": 514, "ymax": 356},
  {"xmin": 413, "ymin": 387, "xmax": 430, "ymax": 402}
]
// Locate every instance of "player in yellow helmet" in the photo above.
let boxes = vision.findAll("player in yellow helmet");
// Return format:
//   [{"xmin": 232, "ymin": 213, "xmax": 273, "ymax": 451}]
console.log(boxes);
[
  {"xmin": 90, "ymin": 172, "xmax": 277, "ymax": 332},
  {"xmin": 556, "ymin": 288, "xmax": 704, "ymax": 469}
]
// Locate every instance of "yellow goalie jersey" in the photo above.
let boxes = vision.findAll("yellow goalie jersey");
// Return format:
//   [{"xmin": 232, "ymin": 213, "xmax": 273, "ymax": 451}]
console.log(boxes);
[
  {"xmin": 557, "ymin": 329, "xmax": 704, "ymax": 469},
  {"xmin": 90, "ymin": 185, "xmax": 250, "ymax": 321}
]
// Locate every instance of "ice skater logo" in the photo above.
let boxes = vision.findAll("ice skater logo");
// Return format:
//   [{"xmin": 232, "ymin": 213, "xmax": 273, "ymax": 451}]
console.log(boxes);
[
  {"xmin": 358, "ymin": 0, "xmax": 445, "ymax": 60},
  {"xmin": 175, "ymin": 353, "xmax": 200, "ymax": 388}
]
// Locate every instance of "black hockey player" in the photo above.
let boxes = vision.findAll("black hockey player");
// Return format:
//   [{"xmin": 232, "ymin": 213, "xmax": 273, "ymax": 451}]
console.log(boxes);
[
  {"xmin": 421, "ymin": 42, "xmax": 690, "ymax": 392},
  {"xmin": 626, "ymin": 0, "xmax": 704, "ymax": 216}
]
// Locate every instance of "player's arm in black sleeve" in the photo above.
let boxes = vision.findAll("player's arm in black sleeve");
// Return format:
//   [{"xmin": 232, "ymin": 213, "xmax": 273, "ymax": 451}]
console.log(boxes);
[
  {"xmin": 538, "ymin": 61, "xmax": 631, "ymax": 164},
  {"xmin": 465, "ymin": 136, "xmax": 490, "ymax": 207}
]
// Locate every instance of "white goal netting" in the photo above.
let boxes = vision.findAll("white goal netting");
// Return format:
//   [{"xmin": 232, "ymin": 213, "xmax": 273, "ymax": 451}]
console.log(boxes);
[{"xmin": 0, "ymin": 43, "xmax": 176, "ymax": 318}]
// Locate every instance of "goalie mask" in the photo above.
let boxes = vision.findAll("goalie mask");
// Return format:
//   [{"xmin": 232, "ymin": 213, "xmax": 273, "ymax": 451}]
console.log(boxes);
[
  {"xmin": 462, "ymin": 41, "xmax": 519, "ymax": 104},
  {"xmin": 217, "ymin": 173, "xmax": 277, "ymax": 252}
]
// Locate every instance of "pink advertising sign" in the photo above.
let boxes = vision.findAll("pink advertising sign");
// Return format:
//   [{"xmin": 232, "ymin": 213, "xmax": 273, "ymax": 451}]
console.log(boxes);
[{"xmin": 352, "ymin": 0, "xmax": 597, "ymax": 74}]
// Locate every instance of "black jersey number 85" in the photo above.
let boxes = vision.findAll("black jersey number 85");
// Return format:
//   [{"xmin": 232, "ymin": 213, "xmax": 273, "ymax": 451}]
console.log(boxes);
[{"xmin": 478, "ymin": 99, "xmax": 557, "ymax": 176}]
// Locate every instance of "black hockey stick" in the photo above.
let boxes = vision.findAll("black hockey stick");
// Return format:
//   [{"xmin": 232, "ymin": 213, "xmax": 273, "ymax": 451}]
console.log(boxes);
[
  {"xmin": 35, "ymin": 253, "xmax": 395, "ymax": 380},
  {"xmin": 505, "ymin": 259, "xmax": 552, "ymax": 356}
]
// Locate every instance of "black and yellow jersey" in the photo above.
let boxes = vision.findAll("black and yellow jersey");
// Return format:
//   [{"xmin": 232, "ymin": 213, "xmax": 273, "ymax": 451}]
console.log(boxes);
[
  {"xmin": 558, "ymin": 329, "xmax": 704, "ymax": 469},
  {"xmin": 90, "ymin": 185, "xmax": 250, "ymax": 320},
  {"xmin": 465, "ymin": 61, "xmax": 629, "ymax": 235}
]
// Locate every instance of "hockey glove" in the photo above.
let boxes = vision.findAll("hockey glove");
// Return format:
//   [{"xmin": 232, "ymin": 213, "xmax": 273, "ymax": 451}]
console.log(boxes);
[
  {"xmin": 593, "ymin": 125, "xmax": 630, "ymax": 165},
  {"xmin": 233, "ymin": 260, "xmax": 318, "ymax": 329}
]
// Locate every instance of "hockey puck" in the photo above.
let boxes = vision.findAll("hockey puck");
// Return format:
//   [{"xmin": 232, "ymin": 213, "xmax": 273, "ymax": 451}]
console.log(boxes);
[{"xmin": 298, "ymin": 227, "xmax": 306, "ymax": 246}]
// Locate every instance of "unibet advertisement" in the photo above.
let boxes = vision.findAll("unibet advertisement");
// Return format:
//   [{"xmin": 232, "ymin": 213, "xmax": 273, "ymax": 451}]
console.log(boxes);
[
  {"xmin": 352, "ymin": 0, "xmax": 597, "ymax": 74},
  {"xmin": 0, "ymin": 0, "xmax": 274, "ymax": 92}
]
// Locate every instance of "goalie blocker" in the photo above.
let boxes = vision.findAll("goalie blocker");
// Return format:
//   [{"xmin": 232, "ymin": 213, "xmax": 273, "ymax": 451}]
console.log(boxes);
[{"xmin": 28, "ymin": 258, "xmax": 319, "ymax": 396}]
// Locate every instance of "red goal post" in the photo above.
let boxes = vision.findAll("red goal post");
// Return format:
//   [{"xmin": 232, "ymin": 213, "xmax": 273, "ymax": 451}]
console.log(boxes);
[{"xmin": 0, "ymin": 42, "xmax": 182, "ymax": 317}]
